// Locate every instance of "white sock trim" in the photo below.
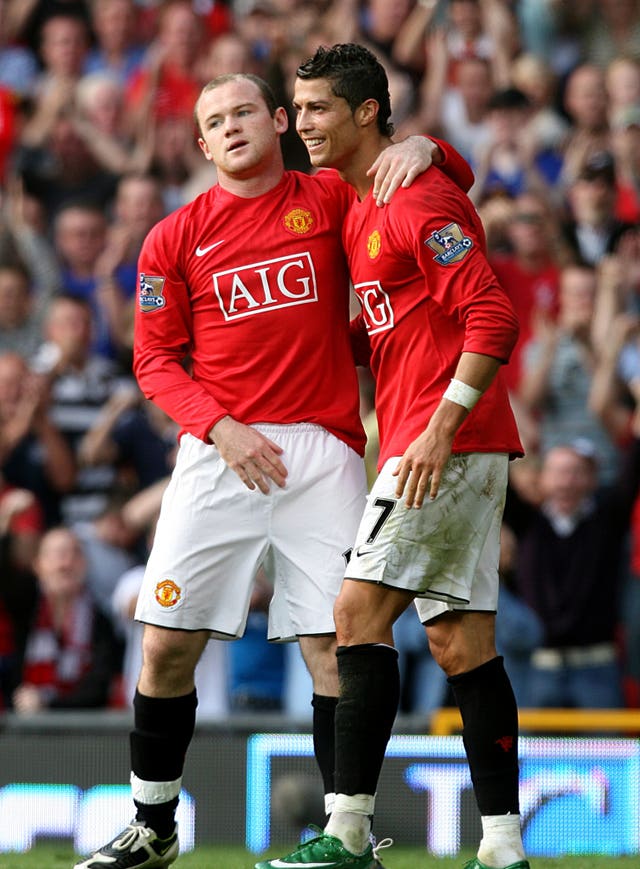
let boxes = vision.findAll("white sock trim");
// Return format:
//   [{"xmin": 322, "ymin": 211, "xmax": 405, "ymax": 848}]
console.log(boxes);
[
  {"xmin": 130, "ymin": 772, "xmax": 182, "ymax": 804},
  {"xmin": 479, "ymin": 813, "xmax": 525, "ymax": 864},
  {"xmin": 333, "ymin": 792, "xmax": 376, "ymax": 815}
]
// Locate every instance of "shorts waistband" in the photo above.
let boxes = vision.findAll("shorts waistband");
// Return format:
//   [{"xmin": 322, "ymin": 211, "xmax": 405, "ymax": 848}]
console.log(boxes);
[
  {"xmin": 253, "ymin": 422, "xmax": 326, "ymax": 435},
  {"xmin": 531, "ymin": 642, "xmax": 617, "ymax": 670}
]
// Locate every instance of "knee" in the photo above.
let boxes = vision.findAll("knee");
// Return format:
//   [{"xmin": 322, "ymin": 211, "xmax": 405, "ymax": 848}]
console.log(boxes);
[
  {"xmin": 333, "ymin": 593, "xmax": 362, "ymax": 645},
  {"xmin": 141, "ymin": 630, "xmax": 195, "ymax": 688},
  {"xmin": 427, "ymin": 631, "xmax": 496, "ymax": 677},
  {"xmin": 427, "ymin": 613, "xmax": 497, "ymax": 677},
  {"xmin": 300, "ymin": 635, "xmax": 338, "ymax": 694}
]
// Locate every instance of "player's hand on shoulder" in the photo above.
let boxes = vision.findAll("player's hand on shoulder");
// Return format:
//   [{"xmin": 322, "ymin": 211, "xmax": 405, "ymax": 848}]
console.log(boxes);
[
  {"xmin": 209, "ymin": 416, "xmax": 287, "ymax": 493},
  {"xmin": 367, "ymin": 136, "xmax": 439, "ymax": 207}
]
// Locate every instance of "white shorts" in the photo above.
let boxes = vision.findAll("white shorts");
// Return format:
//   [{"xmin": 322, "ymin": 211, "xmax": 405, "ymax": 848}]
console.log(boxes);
[
  {"xmin": 135, "ymin": 427, "xmax": 367, "ymax": 641},
  {"xmin": 344, "ymin": 452, "xmax": 508, "ymax": 622}
]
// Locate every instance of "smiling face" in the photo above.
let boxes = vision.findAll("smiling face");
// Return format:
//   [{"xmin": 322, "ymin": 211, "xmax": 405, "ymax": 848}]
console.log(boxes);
[
  {"xmin": 196, "ymin": 77, "xmax": 288, "ymax": 183},
  {"xmin": 293, "ymin": 77, "xmax": 368, "ymax": 173}
]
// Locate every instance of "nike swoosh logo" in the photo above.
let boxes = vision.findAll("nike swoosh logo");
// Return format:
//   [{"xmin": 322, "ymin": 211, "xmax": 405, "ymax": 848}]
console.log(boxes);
[
  {"xmin": 355, "ymin": 546, "xmax": 375, "ymax": 557},
  {"xmin": 268, "ymin": 861, "xmax": 338, "ymax": 868},
  {"xmin": 155, "ymin": 843, "xmax": 174, "ymax": 856},
  {"xmin": 195, "ymin": 240, "xmax": 225, "ymax": 256}
]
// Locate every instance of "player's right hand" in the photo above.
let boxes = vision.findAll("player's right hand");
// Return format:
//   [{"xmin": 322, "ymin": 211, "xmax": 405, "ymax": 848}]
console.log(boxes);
[{"xmin": 209, "ymin": 416, "xmax": 288, "ymax": 493}]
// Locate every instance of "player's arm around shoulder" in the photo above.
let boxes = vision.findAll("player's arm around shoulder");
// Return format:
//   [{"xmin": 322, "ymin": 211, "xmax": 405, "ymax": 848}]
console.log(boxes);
[{"xmin": 368, "ymin": 136, "xmax": 473, "ymax": 205}]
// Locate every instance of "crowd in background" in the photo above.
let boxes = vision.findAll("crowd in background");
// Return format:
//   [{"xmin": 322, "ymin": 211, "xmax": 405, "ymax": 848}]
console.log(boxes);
[{"xmin": 0, "ymin": 0, "xmax": 640, "ymax": 722}]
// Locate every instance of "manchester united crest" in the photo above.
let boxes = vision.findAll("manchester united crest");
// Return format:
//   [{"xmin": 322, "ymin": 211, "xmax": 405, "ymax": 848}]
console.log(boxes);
[
  {"xmin": 367, "ymin": 230, "xmax": 381, "ymax": 259},
  {"xmin": 425, "ymin": 222, "xmax": 473, "ymax": 265},
  {"xmin": 154, "ymin": 578, "xmax": 182, "ymax": 608},
  {"xmin": 284, "ymin": 208, "xmax": 314, "ymax": 235}
]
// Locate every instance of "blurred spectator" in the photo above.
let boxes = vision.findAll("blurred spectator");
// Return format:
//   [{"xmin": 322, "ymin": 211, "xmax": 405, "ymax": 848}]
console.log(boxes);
[
  {"xmin": 20, "ymin": 13, "xmax": 92, "ymax": 150},
  {"xmin": 434, "ymin": 55, "xmax": 494, "ymax": 163},
  {"xmin": 476, "ymin": 190, "xmax": 515, "ymax": 255},
  {"xmin": 580, "ymin": 0, "xmax": 640, "ymax": 67},
  {"xmin": 12, "ymin": 526, "xmax": 122, "ymax": 714},
  {"xmin": 0, "ymin": 263, "xmax": 53, "ymax": 359},
  {"xmin": 0, "ymin": 351, "xmax": 75, "ymax": 527},
  {"xmin": 495, "ymin": 522, "xmax": 543, "ymax": 708},
  {"xmin": 605, "ymin": 55, "xmax": 640, "ymax": 122},
  {"xmin": 509, "ymin": 52, "xmax": 569, "ymax": 158},
  {"xmin": 505, "ymin": 439, "xmax": 640, "ymax": 709},
  {"xmin": 92, "ymin": 173, "xmax": 166, "ymax": 358},
  {"xmin": 490, "ymin": 190, "xmax": 562, "ymax": 395},
  {"xmin": 0, "ymin": 177, "xmax": 63, "ymax": 300},
  {"xmin": 0, "ymin": 486, "xmax": 42, "ymax": 708},
  {"xmin": 72, "ymin": 71, "xmax": 153, "ymax": 177},
  {"xmin": 562, "ymin": 151, "xmax": 632, "ymax": 267},
  {"xmin": 233, "ymin": 0, "xmax": 293, "ymax": 72},
  {"xmin": 51, "ymin": 200, "xmax": 118, "ymax": 358},
  {"xmin": 358, "ymin": 0, "xmax": 416, "ymax": 70},
  {"xmin": 197, "ymin": 31, "xmax": 256, "ymax": 83},
  {"xmin": 609, "ymin": 106, "xmax": 640, "ymax": 223},
  {"xmin": 5, "ymin": 1, "xmax": 92, "ymax": 56},
  {"xmin": 84, "ymin": 0, "xmax": 146, "ymax": 86},
  {"xmin": 77, "ymin": 381, "xmax": 177, "ymax": 493},
  {"xmin": 124, "ymin": 0, "xmax": 204, "ymax": 127},
  {"xmin": 560, "ymin": 63, "xmax": 611, "ymax": 189},
  {"xmin": 470, "ymin": 86, "xmax": 562, "ymax": 205},
  {"xmin": 0, "ymin": 0, "xmax": 39, "ymax": 100},
  {"xmin": 73, "ymin": 495, "xmax": 139, "ymax": 618},
  {"xmin": 31, "ymin": 294, "xmax": 134, "ymax": 525},
  {"xmin": 228, "ymin": 568, "xmax": 286, "ymax": 713},
  {"xmin": 519, "ymin": 263, "xmax": 622, "ymax": 485},
  {"xmin": 418, "ymin": 0, "xmax": 518, "ymax": 131},
  {"xmin": 148, "ymin": 115, "xmax": 212, "ymax": 211},
  {"xmin": 16, "ymin": 109, "xmax": 119, "ymax": 225},
  {"xmin": 515, "ymin": 0, "xmax": 590, "ymax": 73}
]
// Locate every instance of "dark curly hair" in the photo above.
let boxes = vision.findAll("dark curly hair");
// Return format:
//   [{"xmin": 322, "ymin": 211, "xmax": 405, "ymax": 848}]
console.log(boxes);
[{"xmin": 296, "ymin": 43, "xmax": 394, "ymax": 137}]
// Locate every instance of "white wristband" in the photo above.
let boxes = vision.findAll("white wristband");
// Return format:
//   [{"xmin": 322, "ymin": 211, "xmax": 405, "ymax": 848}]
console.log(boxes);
[{"xmin": 443, "ymin": 378, "xmax": 482, "ymax": 411}]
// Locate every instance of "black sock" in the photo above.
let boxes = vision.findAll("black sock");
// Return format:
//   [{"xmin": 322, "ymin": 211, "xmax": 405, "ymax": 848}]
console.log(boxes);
[
  {"xmin": 448, "ymin": 656, "xmax": 520, "ymax": 816},
  {"xmin": 312, "ymin": 693, "xmax": 337, "ymax": 800},
  {"xmin": 334, "ymin": 644, "xmax": 400, "ymax": 797},
  {"xmin": 130, "ymin": 689, "xmax": 198, "ymax": 837}
]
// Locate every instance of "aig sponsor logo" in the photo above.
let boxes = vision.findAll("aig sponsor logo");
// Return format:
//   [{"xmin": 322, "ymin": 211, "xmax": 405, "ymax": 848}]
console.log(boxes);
[
  {"xmin": 354, "ymin": 280, "xmax": 394, "ymax": 335},
  {"xmin": 212, "ymin": 253, "xmax": 317, "ymax": 321}
]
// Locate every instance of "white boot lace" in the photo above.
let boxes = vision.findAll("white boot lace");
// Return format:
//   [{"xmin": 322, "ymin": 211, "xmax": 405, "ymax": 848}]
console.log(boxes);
[{"xmin": 372, "ymin": 836, "xmax": 394, "ymax": 859}]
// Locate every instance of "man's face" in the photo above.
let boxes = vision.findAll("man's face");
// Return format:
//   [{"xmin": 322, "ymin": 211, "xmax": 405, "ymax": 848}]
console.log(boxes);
[
  {"xmin": 196, "ymin": 78, "xmax": 287, "ymax": 179},
  {"xmin": 540, "ymin": 447, "xmax": 596, "ymax": 515},
  {"xmin": 35, "ymin": 529, "xmax": 86, "ymax": 600},
  {"xmin": 293, "ymin": 77, "xmax": 361, "ymax": 172}
]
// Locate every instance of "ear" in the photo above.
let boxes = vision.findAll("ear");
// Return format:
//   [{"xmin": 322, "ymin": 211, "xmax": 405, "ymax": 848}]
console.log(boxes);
[
  {"xmin": 356, "ymin": 99, "xmax": 380, "ymax": 129},
  {"xmin": 274, "ymin": 105, "xmax": 289, "ymax": 134},
  {"xmin": 198, "ymin": 137, "xmax": 212, "ymax": 162}
]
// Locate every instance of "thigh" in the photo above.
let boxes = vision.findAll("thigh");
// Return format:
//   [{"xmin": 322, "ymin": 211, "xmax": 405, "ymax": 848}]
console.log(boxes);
[
  {"xmin": 135, "ymin": 434, "xmax": 269, "ymax": 639},
  {"xmin": 267, "ymin": 425, "xmax": 367, "ymax": 640},
  {"xmin": 347, "ymin": 453, "xmax": 507, "ymax": 612}
]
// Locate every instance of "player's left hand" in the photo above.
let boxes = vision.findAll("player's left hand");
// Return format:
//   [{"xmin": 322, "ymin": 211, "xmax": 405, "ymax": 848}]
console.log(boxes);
[
  {"xmin": 367, "ymin": 136, "xmax": 440, "ymax": 207},
  {"xmin": 392, "ymin": 427, "xmax": 454, "ymax": 508}
]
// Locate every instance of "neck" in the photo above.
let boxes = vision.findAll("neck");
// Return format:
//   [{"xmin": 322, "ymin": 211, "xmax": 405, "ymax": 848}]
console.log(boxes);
[
  {"xmin": 338, "ymin": 135, "xmax": 392, "ymax": 200},
  {"xmin": 218, "ymin": 158, "xmax": 285, "ymax": 199}
]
